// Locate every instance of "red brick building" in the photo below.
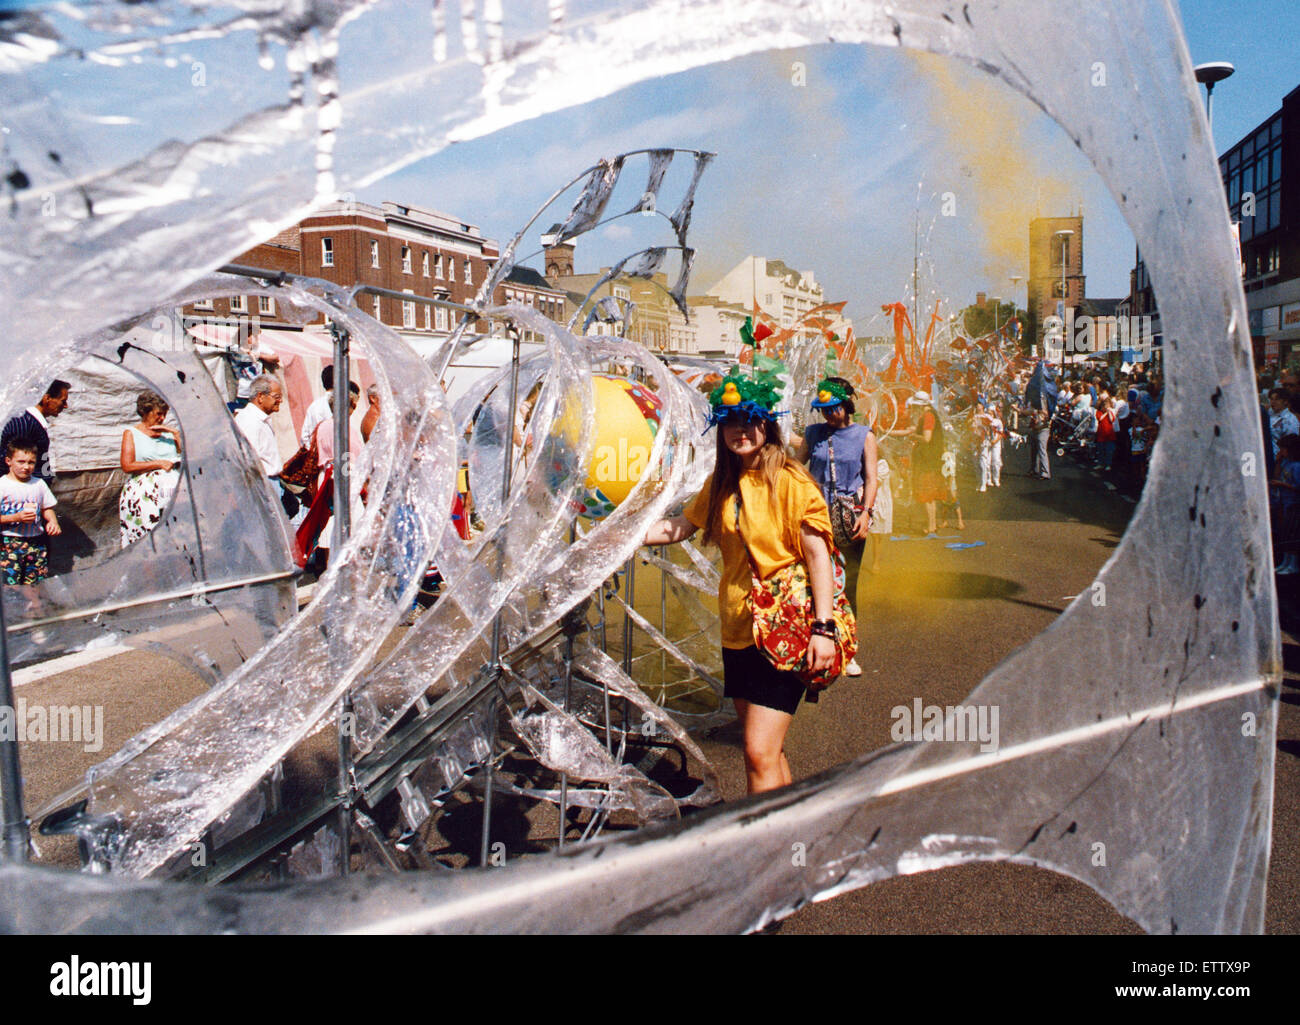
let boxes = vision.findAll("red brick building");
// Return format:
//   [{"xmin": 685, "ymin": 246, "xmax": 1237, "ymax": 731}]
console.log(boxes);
[
  {"xmin": 297, "ymin": 201, "xmax": 497, "ymax": 333},
  {"xmin": 188, "ymin": 225, "xmax": 302, "ymax": 326},
  {"xmin": 498, "ymin": 265, "xmax": 569, "ymax": 341},
  {"xmin": 183, "ymin": 200, "xmax": 568, "ymax": 343}
]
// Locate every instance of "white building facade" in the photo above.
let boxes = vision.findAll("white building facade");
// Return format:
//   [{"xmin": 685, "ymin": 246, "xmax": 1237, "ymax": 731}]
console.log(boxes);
[{"xmin": 704, "ymin": 256, "xmax": 852, "ymax": 354}]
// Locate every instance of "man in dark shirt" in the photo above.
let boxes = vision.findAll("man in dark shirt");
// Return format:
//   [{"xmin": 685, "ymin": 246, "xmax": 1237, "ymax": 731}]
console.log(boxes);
[{"xmin": 0, "ymin": 379, "xmax": 71, "ymax": 483}]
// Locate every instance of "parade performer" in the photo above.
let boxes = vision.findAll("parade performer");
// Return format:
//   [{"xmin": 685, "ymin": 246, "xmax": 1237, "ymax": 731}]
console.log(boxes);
[
  {"xmin": 906, "ymin": 391, "xmax": 946, "ymax": 535},
  {"xmin": 974, "ymin": 398, "xmax": 1004, "ymax": 491},
  {"xmin": 644, "ymin": 349, "xmax": 842, "ymax": 795},
  {"xmin": 119, "ymin": 390, "xmax": 182, "ymax": 547},
  {"xmin": 1024, "ymin": 361, "xmax": 1058, "ymax": 480},
  {"xmin": 938, "ymin": 445, "xmax": 965, "ymax": 530},
  {"xmin": 795, "ymin": 376, "xmax": 876, "ymax": 676},
  {"xmin": 868, "ymin": 451, "xmax": 893, "ymax": 573}
]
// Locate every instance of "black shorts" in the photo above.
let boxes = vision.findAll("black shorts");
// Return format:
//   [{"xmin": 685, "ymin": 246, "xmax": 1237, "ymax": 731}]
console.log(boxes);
[{"xmin": 722, "ymin": 645, "xmax": 806, "ymax": 715}]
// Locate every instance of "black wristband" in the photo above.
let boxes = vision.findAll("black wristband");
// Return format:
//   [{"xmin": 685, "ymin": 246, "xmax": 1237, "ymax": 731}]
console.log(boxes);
[{"xmin": 810, "ymin": 619, "xmax": 837, "ymax": 639}]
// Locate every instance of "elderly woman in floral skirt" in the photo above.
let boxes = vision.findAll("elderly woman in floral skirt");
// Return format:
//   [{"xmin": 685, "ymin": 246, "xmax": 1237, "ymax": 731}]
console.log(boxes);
[{"xmin": 119, "ymin": 390, "xmax": 182, "ymax": 547}]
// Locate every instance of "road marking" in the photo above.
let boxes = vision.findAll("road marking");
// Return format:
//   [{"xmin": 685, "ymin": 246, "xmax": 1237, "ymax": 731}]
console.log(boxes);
[
  {"xmin": 12, "ymin": 643, "xmax": 130, "ymax": 687},
  {"xmin": 11, "ymin": 581, "xmax": 316, "ymax": 687}
]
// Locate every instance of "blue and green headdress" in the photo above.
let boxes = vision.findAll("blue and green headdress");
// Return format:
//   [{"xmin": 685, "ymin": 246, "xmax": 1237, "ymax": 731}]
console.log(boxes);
[
  {"xmin": 810, "ymin": 377, "xmax": 852, "ymax": 409},
  {"xmin": 705, "ymin": 317, "xmax": 788, "ymax": 428}
]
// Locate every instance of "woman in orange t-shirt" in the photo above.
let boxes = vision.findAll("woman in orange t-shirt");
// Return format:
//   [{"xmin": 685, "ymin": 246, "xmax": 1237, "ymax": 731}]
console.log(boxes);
[
  {"xmin": 644, "ymin": 371, "xmax": 837, "ymax": 795},
  {"xmin": 906, "ymin": 391, "xmax": 947, "ymax": 534}
]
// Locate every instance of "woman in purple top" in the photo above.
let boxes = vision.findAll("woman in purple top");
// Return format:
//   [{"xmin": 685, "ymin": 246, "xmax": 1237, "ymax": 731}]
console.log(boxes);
[{"xmin": 795, "ymin": 377, "xmax": 878, "ymax": 676}]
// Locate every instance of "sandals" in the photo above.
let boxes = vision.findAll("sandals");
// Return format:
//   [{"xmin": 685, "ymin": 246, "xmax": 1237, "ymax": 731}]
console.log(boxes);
[{"xmin": 845, "ymin": 658, "xmax": 863, "ymax": 677}]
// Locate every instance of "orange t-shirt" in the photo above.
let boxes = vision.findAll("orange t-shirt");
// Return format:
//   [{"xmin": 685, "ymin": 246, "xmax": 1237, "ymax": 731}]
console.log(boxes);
[{"xmin": 684, "ymin": 465, "xmax": 833, "ymax": 649}]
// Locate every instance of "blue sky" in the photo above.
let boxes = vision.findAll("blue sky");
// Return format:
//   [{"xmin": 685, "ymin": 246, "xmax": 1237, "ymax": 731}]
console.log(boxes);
[
  {"xmin": 359, "ymin": 1, "xmax": 1300, "ymax": 338},
  {"xmin": 11, "ymin": 1, "xmax": 1298, "ymax": 341},
  {"xmin": 1178, "ymin": 0, "xmax": 1300, "ymax": 152}
]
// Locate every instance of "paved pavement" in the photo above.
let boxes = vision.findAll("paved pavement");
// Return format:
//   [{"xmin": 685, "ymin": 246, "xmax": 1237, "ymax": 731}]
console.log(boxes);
[
  {"xmin": 9, "ymin": 446, "xmax": 1297, "ymax": 932},
  {"xmin": 737, "ymin": 451, "xmax": 1297, "ymax": 934},
  {"xmin": 649, "ymin": 444, "xmax": 1297, "ymax": 934}
]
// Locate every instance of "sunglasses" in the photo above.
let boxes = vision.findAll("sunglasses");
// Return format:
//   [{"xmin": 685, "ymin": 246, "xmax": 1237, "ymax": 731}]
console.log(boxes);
[{"xmin": 714, "ymin": 409, "xmax": 770, "ymax": 428}]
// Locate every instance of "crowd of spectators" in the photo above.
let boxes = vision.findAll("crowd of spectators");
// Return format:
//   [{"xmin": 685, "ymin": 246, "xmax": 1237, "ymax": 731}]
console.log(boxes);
[
  {"xmin": 0, "ymin": 365, "xmax": 377, "ymax": 587},
  {"xmin": 1008, "ymin": 364, "xmax": 1164, "ymax": 492},
  {"xmin": 1261, "ymin": 366, "xmax": 1300, "ymax": 574}
]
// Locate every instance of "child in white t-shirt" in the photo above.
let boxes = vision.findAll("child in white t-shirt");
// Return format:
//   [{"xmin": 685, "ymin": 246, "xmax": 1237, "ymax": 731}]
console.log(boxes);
[{"xmin": 0, "ymin": 441, "xmax": 60, "ymax": 585}]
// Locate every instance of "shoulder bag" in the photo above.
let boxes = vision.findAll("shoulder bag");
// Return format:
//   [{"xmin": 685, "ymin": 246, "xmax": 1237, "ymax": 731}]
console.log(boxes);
[
  {"xmin": 825, "ymin": 432, "xmax": 866, "ymax": 551},
  {"xmin": 734, "ymin": 493, "xmax": 858, "ymax": 702},
  {"xmin": 280, "ymin": 436, "xmax": 320, "ymax": 500}
]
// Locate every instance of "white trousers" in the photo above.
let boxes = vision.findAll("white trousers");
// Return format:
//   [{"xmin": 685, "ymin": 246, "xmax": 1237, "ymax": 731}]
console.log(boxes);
[{"xmin": 978, "ymin": 441, "xmax": 1003, "ymax": 487}]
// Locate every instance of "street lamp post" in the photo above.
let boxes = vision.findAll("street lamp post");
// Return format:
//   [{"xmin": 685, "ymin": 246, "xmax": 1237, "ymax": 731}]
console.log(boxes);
[
  {"xmin": 1194, "ymin": 61, "xmax": 1235, "ymax": 137},
  {"xmin": 1009, "ymin": 274, "xmax": 1023, "ymax": 351},
  {"xmin": 990, "ymin": 296, "xmax": 1003, "ymax": 336}
]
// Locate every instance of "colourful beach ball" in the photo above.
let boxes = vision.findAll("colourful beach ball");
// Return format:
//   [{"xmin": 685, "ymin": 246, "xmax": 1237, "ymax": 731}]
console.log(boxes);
[{"xmin": 578, "ymin": 375, "xmax": 663, "ymax": 518}]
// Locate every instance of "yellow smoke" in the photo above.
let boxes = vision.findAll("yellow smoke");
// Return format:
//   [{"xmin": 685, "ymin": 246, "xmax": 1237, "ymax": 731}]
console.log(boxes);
[{"xmin": 906, "ymin": 51, "xmax": 1077, "ymax": 281}]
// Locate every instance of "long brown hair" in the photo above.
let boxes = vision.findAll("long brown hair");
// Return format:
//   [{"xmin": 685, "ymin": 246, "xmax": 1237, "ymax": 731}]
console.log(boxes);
[{"xmin": 701, "ymin": 418, "xmax": 816, "ymax": 546}]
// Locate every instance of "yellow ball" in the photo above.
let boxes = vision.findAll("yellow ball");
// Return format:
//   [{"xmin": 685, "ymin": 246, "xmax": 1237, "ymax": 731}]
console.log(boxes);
[
  {"xmin": 818, "ymin": 389, "xmax": 833, "ymax": 403},
  {"xmin": 583, "ymin": 376, "xmax": 661, "ymax": 514}
]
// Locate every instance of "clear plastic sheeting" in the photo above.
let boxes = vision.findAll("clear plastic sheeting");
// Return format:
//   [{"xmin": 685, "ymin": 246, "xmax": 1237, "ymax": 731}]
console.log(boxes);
[
  {"xmin": 509, "ymin": 690, "xmax": 680, "ymax": 823},
  {"xmin": 60, "ymin": 280, "xmax": 456, "ymax": 879},
  {"xmin": 285, "ymin": 824, "xmax": 343, "ymax": 880},
  {"xmin": 668, "ymin": 152, "xmax": 713, "ymax": 248},
  {"xmin": 630, "ymin": 149, "xmax": 675, "ymax": 215},
  {"xmin": 574, "ymin": 246, "xmax": 694, "ymax": 321},
  {"xmin": 552, "ymin": 157, "xmax": 626, "ymax": 244},
  {"xmin": 0, "ymin": 0, "xmax": 1277, "ymax": 934},
  {"xmin": 350, "ymin": 306, "xmax": 594, "ymax": 752},
  {"xmin": 352, "ymin": 314, "xmax": 720, "ymax": 807},
  {"xmin": 3, "ymin": 318, "xmax": 296, "ymax": 679},
  {"xmin": 474, "ymin": 147, "xmax": 712, "ymax": 336}
]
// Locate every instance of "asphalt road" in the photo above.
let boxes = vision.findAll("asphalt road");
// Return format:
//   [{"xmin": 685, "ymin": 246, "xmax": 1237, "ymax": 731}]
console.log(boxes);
[{"xmin": 10, "ymin": 442, "xmax": 1298, "ymax": 933}]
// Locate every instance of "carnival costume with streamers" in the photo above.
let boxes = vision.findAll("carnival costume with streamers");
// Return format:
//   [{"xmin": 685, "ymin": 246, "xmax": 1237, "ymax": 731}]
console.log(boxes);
[
  {"xmin": 691, "ymin": 317, "xmax": 857, "ymax": 701},
  {"xmin": 704, "ymin": 317, "xmax": 789, "ymax": 428}
]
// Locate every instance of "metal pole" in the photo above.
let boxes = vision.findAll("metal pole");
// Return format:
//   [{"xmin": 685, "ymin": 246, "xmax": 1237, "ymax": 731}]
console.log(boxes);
[
  {"xmin": 1060, "ymin": 240, "xmax": 1066, "ymax": 312},
  {"xmin": 659, "ymin": 545, "xmax": 667, "ymax": 689},
  {"xmin": 597, "ymin": 576, "xmax": 611, "ymax": 751},
  {"xmin": 5, "ymin": 568, "xmax": 299, "ymax": 634},
  {"xmin": 331, "ymin": 322, "xmax": 352, "ymax": 546},
  {"xmin": 913, "ymin": 213, "xmax": 920, "ymax": 350},
  {"xmin": 481, "ymin": 326, "xmax": 522, "ymax": 867},
  {"xmin": 558, "ymin": 522, "xmax": 575, "ymax": 849},
  {"xmin": 330, "ymin": 320, "xmax": 354, "ymax": 875},
  {"xmin": 620, "ymin": 554, "xmax": 635, "ymax": 747},
  {"xmin": 621, "ymin": 557, "xmax": 635, "ymax": 673},
  {"xmin": 0, "ymin": 585, "xmax": 30, "ymax": 863}
]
